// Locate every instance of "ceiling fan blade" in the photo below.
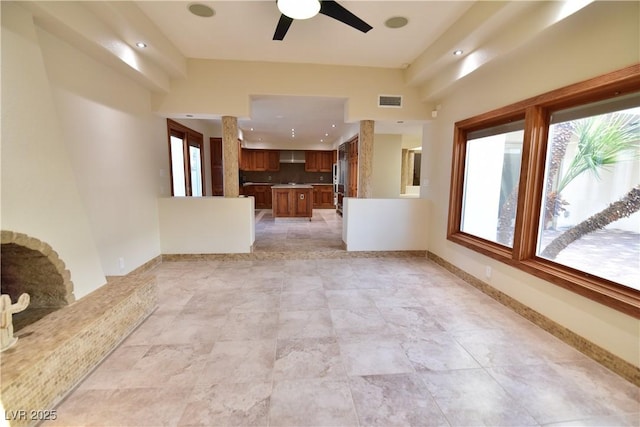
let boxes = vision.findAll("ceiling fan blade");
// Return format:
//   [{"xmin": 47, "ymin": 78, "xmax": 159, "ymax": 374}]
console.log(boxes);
[
  {"xmin": 319, "ymin": 0, "xmax": 372, "ymax": 33},
  {"xmin": 273, "ymin": 14, "xmax": 294, "ymax": 40}
]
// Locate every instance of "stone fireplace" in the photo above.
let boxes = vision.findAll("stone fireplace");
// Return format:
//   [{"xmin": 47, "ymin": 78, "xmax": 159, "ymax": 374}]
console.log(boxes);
[
  {"xmin": 1, "ymin": 231, "xmax": 75, "ymax": 331},
  {"xmin": 1, "ymin": 230, "xmax": 158, "ymax": 427}
]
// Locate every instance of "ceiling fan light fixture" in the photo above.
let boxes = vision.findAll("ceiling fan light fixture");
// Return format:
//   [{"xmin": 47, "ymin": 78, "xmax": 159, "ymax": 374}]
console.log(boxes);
[{"xmin": 277, "ymin": 0, "xmax": 320, "ymax": 20}]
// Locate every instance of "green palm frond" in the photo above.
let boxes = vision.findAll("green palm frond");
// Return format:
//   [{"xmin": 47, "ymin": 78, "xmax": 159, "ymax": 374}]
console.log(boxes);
[{"xmin": 557, "ymin": 112, "xmax": 640, "ymax": 193}]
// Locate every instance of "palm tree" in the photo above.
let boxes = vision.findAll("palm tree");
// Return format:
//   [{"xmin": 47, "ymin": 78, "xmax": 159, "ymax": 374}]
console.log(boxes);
[{"xmin": 539, "ymin": 111, "xmax": 640, "ymax": 259}]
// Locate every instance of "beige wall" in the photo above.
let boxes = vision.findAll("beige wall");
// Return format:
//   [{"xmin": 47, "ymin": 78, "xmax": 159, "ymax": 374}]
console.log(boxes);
[
  {"xmin": 2, "ymin": 0, "xmax": 638, "ymax": 366},
  {"xmin": 1, "ymin": 3, "xmax": 107, "ymax": 297},
  {"xmin": 372, "ymin": 134, "xmax": 402, "ymax": 198},
  {"xmin": 424, "ymin": 1, "xmax": 640, "ymax": 365},
  {"xmin": 36, "ymin": 26, "xmax": 167, "ymax": 277},
  {"xmin": 152, "ymin": 60, "xmax": 431, "ymax": 122}
]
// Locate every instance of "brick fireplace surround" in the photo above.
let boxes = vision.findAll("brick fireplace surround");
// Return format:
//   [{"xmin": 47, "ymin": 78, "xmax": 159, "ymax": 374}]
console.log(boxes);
[{"xmin": 0, "ymin": 231, "xmax": 158, "ymax": 427}]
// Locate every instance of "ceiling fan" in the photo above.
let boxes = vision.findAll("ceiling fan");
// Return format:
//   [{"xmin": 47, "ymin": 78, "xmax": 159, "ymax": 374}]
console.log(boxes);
[{"xmin": 273, "ymin": 0, "xmax": 373, "ymax": 41}]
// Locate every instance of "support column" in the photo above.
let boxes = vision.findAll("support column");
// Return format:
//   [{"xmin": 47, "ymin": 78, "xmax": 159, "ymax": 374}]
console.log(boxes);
[
  {"xmin": 408, "ymin": 151, "xmax": 415, "ymax": 187},
  {"xmin": 222, "ymin": 116, "xmax": 239, "ymax": 197},
  {"xmin": 358, "ymin": 120, "xmax": 374, "ymax": 198},
  {"xmin": 401, "ymin": 149, "xmax": 409, "ymax": 194}
]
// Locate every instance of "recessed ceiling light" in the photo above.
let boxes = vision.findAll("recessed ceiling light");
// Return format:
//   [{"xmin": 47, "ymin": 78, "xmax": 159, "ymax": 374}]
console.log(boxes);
[
  {"xmin": 188, "ymin": 3, "xmax": 215, "ymax": 18},
  {"xmin": 331, "ymin": 124, "xmax": 336, "ymax": 128},
  {"xmin": 325, "ymin": 133, "xmax": 329, "ymax": 137},
  {"xmin": 320, "ymin": 139, "xmax": 324, "ymax": 142},
  {"xmin": 136, "ymin": 42, "xmax": 147, "ymax": 48},
  {"xmin": 453, "ymin": 49, "xmax": 464, "ymax": 56},
  {"xmin": 250, "ymin": 128, "xmax": 254, "ymax": 131},
  {"xmin": 385, "ymin": 16, "xmax": 408, "ymax": 29}
]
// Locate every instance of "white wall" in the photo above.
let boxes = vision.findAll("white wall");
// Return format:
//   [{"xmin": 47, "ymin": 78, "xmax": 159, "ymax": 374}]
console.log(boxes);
[
  {"xmin": 424, "ymin": 1, "xmax": 640, "ymax": 365},
  {"xmin": 372, "ymin": 134, "xmax": 402, "ymax": 198},
  {"xmin": 343, "ymin": 198, "xmax": 428, "ymax": 251},
  {"xmin": 158, "ymin": 197, "xmax": 255, "ymax": 254},
  {"xmin": 1, "ymin": 3, "xmax": 106, "ymax": 298}
]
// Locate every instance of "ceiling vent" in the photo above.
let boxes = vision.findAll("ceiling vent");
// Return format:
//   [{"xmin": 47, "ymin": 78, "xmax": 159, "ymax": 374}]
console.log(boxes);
[{"xmin": 378, "ymin": 95, "xmax": 403, "ymax": 108}]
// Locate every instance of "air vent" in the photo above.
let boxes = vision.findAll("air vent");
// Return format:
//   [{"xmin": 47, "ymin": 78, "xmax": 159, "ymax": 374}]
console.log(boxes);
[{"xmin": 378, "ymin": 95, "xmax": 403, "ymax": 108}]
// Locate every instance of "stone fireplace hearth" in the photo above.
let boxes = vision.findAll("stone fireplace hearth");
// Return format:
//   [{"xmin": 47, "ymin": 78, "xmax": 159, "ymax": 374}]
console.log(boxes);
[{"xmin": 1, "ymin": 231, "xmax": 75, "ymax": 331}]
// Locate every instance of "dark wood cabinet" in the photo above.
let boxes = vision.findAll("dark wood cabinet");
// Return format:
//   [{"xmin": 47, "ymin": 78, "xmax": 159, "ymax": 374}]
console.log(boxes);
[
  {"xmin": 348, "ymin": 138, "xmax": 358, "ymax": 197},
  {"xmin": 272, "ymin": 187, "xmax": 313, "ymax": 218},
  {"xmin": 243, "ymin": 184, "xmax": 272, "ymax": 209},
  {"xmin": 305, "ymin": 150, "xmax": 334, "ymax": 172},
  {"xmin": 312, "ymin": 185, "xmax": 334, "ymax": 208},
  {"xmin": 211, "ymin": 137, "xmax": 224, "ymax": 196},
  {"xmin": 240, "ymin": 149, "xmax": 280, "ymax": 171}
]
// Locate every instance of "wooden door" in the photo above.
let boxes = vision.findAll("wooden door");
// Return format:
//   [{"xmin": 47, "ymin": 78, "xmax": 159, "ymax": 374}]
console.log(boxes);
[{"xmin": 210, "ymin": 137, "xmax": 223, "ymax": 196}]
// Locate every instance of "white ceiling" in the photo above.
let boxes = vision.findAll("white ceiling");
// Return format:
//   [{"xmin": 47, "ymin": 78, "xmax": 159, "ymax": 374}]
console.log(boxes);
[
  {"xmin": 27, "ymin": 1, "xmax": 591, "ymax": 148},
  {"xmin": 135, "ymin": 1, "xmax": 474, "ymax": 68},
  {"xmin": 133, "ymin": 1, "xmax": 476, "ymax": 147}
]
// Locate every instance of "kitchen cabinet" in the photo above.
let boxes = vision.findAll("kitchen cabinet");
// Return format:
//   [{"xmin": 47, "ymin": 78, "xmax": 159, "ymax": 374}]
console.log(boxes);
[
  {"xmin": 243, "ymin": 184, "xmax": 272, "ymax": 209},
  {"xmin": 312, "ymin": 184, "xmax": 334, "ymax": 209},
  {"xmin": 272, "ymin": 185, "xmax": 313, "ymax": 218},
  {"xmin": 241, "ymin": 149, "xmax": 279, "ymax": 172},
  {"xmin": 211, "ymin": 137, "xmax": 224, "ymax": 196},
  {"xmin": 348, "ymin": 138, "xmax": 358, "ymax": 197},
  {"xmin": 305, "ymin": 150, "xmax": 334, "ymax": 172}
]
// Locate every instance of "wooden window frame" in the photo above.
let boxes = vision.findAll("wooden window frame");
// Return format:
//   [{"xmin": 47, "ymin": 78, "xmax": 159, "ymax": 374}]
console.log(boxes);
[
  {"xmin": 447, "ymin": 64, "xmax": 640, "ymax": 318},
  {"xmin": 167, "ymin": 119, "xmax": 204, "ymax": 197}
]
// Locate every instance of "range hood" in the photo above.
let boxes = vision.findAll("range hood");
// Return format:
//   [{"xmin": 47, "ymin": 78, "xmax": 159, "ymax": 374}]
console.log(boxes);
[{"xmin": 279, "ymin": 150, "xmax": 306, "ymax": 164}]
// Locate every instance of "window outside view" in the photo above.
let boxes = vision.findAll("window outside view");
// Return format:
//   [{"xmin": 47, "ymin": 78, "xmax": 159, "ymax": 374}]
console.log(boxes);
[
  {"xmin": 461, "ymin": 127, "xmax": 524, "ymax": 248},
  {"xmin": 189, "ymin": 145, "xmax": 203, "ymax": 197},
  {"xmin": 170, "ymin": 135, "xmax": 186, "ymax": 197},
  {"xmin": 537, "ymin": 105, "xmax": 640, "ymax": 291}
]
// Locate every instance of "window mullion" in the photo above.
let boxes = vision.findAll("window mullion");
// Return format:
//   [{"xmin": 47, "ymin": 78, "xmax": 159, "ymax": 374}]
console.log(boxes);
[
  {"xmin": 183, "ymin": 137, "xmax": 192, "ymax": 196},
  {"xmin": 512, "ymin": 106, "xmax": 549, "ymax": 261}
]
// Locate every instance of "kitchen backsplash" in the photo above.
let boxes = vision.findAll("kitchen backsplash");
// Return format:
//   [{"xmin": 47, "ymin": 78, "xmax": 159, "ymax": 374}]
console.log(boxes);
[{"xmin": 241, "ymin": 163, "xmax": 332, "ymax": 184}]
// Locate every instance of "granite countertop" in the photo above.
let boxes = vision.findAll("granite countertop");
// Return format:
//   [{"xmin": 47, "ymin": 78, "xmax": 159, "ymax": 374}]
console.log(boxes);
[
  {"xmin": 270, "ymin": 184, "xmax": 313, "ymax": 189},
  {"xmin": 243, "ymin": 182, "xmax": 332, "ymax": 187}
]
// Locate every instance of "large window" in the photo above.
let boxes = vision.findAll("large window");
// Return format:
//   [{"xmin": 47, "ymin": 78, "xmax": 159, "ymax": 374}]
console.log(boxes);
[
  {"xmin": 448, "ymin": 65, "xmax": 640, "ymax": 317},
  {"xmin": 167, "ymin": 119, "xmax": 204, "ymax": 197}
]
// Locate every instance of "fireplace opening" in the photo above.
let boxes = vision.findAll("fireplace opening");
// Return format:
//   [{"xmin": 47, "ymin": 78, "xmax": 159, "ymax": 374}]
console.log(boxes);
[{"xmin": 1, "ymin": 232, "xmax": 75, "ymax": 331}]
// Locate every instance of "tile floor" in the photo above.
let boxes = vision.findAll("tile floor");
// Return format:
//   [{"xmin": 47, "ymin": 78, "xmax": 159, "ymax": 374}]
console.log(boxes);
[{"xmin": 44, "ymin": 210, "xmax": 639, "ymax": 427}]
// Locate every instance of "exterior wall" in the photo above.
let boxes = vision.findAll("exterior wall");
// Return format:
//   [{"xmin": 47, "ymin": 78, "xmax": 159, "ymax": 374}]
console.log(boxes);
[{"xmin": 424, "ymin": 1, "xmax": 640, "ymax": 365}]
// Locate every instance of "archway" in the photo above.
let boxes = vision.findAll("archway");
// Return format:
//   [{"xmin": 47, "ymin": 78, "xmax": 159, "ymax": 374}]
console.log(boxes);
[{"xmin": 1, "ymin": 231, "xmax": 75, "ymax": 331}]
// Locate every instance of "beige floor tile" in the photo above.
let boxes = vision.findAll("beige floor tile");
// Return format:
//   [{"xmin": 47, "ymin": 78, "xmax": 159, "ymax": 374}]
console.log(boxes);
[
  {"xmin": 349, "ymin": 373, "xmax": 449, "ymax": 426},
  {"xmin": 178, "ymin": 382, "xmax": 271, "ymax": 426},
  {"xmin": 269, "ymin": 378, "xmax": 358, "ymax": 426},
  {"xmin": 273, "ymin": 337, "xmax": 346, "ymax": 380},
  {"xmin": 487, "ymin": 361, "xmax": 640, "ymax": 424},
  {"xmin": 277, "ymin": 309, "xmax": 335, "ymax": 339},
  {"xmin": 339, "ymin": 339, "xmax": 415, "ymax": 376},
  {"xmin": 45, "ymin": 210, "xmax": 638, "ymax": 426},
  {"xmin": 199, "ymin": 340, "xmax": 275, "ymax": 384}
]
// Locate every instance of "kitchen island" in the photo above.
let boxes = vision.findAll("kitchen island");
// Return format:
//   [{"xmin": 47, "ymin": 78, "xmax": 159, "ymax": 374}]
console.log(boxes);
[{"xmin": 271, "ymin": 184, "xmax": 313, "ymax": 219}]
